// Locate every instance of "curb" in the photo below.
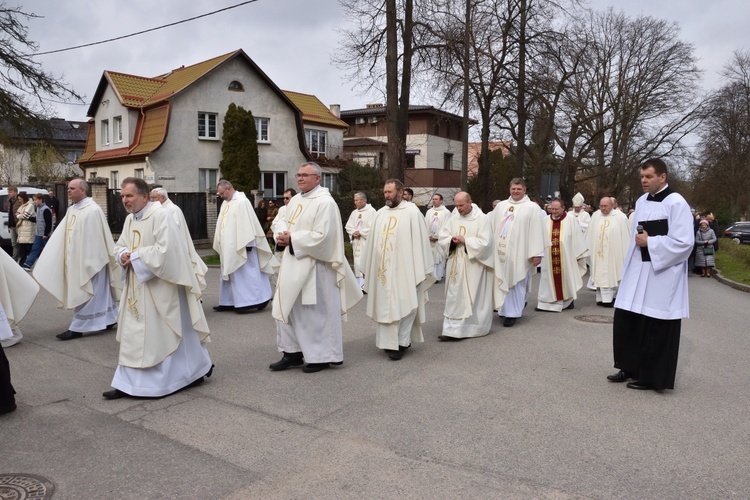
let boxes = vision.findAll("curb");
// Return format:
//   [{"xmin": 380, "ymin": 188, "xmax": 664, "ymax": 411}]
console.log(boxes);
[{"xmin": 713, "ymin": 270, "xmax": 750, "ymax": 294}]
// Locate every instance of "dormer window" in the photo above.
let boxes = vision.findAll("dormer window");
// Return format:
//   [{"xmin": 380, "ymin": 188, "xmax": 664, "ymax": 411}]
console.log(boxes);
[{"xmin": 228, "ymin": 80, "xmax": 244, "ymax": 92}]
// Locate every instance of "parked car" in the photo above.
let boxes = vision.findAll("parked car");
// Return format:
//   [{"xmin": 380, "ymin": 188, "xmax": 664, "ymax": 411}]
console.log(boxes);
[
  {"xmin": 0, "ymin": 186, "xmax": 50, "ymax": 254},
  {"xmin": 723, "ymin": 222, "xmax": 750, "ymax": 244}
]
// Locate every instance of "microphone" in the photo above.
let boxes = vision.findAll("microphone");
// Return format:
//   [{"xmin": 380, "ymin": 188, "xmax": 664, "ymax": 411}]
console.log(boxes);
[{"xmin": 636, "ymin": 225, "xmax": 644, "ymax": 234}]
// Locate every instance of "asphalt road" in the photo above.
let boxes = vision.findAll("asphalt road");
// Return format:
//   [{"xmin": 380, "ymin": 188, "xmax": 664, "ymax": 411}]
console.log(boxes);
[{"xmin": 1, "ymin": 268, "xmax": 749, "ymax": 499}]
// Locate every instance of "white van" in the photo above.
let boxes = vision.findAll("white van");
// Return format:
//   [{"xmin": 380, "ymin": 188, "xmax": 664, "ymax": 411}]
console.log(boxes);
[{"xmin": 1, "ymin": 186, "xmax": 51, "ymax": 253}]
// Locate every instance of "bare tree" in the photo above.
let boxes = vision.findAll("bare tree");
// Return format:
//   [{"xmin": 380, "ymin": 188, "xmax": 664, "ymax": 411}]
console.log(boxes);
[
  {"xmin": 692, "ymin": 51, "xmax": 750, "ymax": 220},
  {"xmin": 0, "ymin": 4, "xmax": 83, "ymax": 128},
  {"xmin": 337, "ymin": 0, "xmax": 437, "ymax": 181},
  {"xmin": 535, "ymin": 9, "xmax": 705, "ymax": 204}
]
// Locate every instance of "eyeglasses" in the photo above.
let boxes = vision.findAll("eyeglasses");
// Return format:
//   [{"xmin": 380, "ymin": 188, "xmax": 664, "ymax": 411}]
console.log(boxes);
[
  {"xmin": 295, "ymin": 173, "xmax": 318, "ymax": 179},
  {"xmin": 283, "ymin": 197, "xmax": 291, "ymax": 200}
]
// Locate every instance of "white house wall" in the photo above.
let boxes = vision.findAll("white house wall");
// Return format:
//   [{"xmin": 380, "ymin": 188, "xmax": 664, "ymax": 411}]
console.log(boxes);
[
  {"xmin": 94, "ymin": 86, "xmax": 133, "ymax": 150},
  {"xmin": 149, "ymin": 58, "xmax": 306, "ymax": 192}
]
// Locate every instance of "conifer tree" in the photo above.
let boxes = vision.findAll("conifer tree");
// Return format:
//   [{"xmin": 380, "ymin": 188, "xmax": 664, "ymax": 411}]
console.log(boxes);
[{"xmin": 219, "ymin": 103, "xmax": 259, "ymax": 193}]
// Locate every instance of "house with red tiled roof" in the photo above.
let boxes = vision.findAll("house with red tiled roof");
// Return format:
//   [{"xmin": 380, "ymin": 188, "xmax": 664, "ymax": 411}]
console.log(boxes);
[
  {"xmin": 282, "ymin": 91, "xmax": 348, "ymax": 191},
  {"xmin": 79, "ymin": 49, "xmax": 313, "ymax": 200}
]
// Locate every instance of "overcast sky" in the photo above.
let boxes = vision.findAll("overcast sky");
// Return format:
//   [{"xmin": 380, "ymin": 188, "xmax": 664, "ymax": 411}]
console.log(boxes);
[{"xmin": 18, "ymin": 0, "xmax": 750, "ymax": 123}]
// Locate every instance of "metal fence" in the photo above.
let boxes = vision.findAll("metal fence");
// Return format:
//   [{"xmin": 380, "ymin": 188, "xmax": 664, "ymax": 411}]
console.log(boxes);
[{"xmin": 107, "ymin": 190, "xmax": 207, "ymax": 239}]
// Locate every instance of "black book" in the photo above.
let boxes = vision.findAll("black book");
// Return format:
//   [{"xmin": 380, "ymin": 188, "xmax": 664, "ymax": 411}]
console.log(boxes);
[{"xmin": 638, "ymin": 218, "xmax": 668, "ymax": 262}]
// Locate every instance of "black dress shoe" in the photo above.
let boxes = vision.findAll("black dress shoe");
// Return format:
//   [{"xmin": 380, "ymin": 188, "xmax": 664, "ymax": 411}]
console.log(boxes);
[
  {"xmin": 234, "ymin": 305, "xmax": 255, "ymax": 314},
  {"xmin": 213, "ymin": 305, "xmax": 234, "ymax": 312},
  {"xmin": 385, "ymin": 349, "xmax": 403, "ymax": 360},
  {"xmin": 626, "ymin": 381, "xmax": 654, "ymax": 390},
  {"xmin": 303, "ymin": 363, "xmax": 330, "ymax": 373},
  {"xmin": 600, "ymin": 301, "xmax": 614, "ymax": 308},
  {"xmin": 438, "ymin": 335, "xmax": 464, "ymax": 341},
  {"xmin": 606, "ymin": 370, "xmax": 634, "ymax": 383},
  {"xmin": 106, "ymin": 323, "xmax": 117, "ymax": 330},
  {"xmin": 102, "ymin": 389, "xmax": 127, "ymax": 400},
  {"xmin": 503, "ymin": 317, "xmax": 516, "ymax": 327},
  {"xmin": 565, "ymin": 301, "xmax": 575, "ymax": 310},
  {"xmin": 0, "ymin": 402, "xmax": 17, "ymax": 414},
  {"xmin": 255, "ymin": 300, "xmax": 269, "ymax": 311},
  {"xmin": 269, "ymin": 352, "xmax": 304, "ymax": 371},
  {"xmin": 187, "ymin": 376, "xmax": 205, "ymax": 388},
  {"xmin": 57, "ymin": 330, "xmax": 83, "ymax": 341}
]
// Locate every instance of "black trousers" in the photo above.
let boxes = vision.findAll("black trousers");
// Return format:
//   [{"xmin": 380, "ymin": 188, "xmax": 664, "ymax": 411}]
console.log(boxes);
[
  {"xmin": 0, "ymin": 343, "xmax": 16, "ymax": 409},
  {"xmin": 613, "ymin": 308, "xmax": 681, "ymax": 390}
]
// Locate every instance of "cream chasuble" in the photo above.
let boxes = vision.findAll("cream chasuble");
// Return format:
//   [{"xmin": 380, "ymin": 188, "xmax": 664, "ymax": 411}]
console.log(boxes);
[
  {"xmin": 438, "ymin": 206, "xmax": 494, "ymax": 337},
  {"xmin": 162, "ymin": 199, "xmax": 208, "ymax": 289},
  {"xmin": 271, "ymin": 204, "xmax": 288, "ymax": 241},
  {"xmin": 272, "ymin": 186, "xmax": 362, "ymax": 323},
  {"xmin": 345, "ymin": 204, "xmax": 377, "ymax": 279},
  {"xmin": 115, "ymin": 203, "xmax": 209, "ymax": 369},
  {"xmin": 489, "ymin": 195, "xmax": 546, "ymax": 310},
  {"xmin": 537, "ymin": 212, "xmax": 588, "ymax": 307},
  {"xmin": 425, "ymin": 204, "xmax": 451, "ymax": 267},
  {"xmin": 586, "ymin": 209, "xmax": 630, "ymax": 289},
  {"xmin": 0, "ymin": 248, "xmax": 39, "ymax": 333},
  {"xmin": 213, "ymin": 191, "xmax": 278, "ymax": 281},
  {"xmin": 33, "ymin": 197, "xmax": 120, "ymax": 309},
  {"xmin": 363, "ymin": 201, "xmax": 435, "ymax": 327}
]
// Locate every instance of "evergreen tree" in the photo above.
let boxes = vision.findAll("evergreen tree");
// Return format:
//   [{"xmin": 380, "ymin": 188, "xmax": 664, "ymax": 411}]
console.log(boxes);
[{"xmin": 219, "ymin": 103, "xmax": 259, "ymax": 193}]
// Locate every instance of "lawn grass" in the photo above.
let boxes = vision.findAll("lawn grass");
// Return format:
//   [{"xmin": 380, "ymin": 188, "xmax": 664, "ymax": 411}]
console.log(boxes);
[
  {"xmin": 202, "ymin": 253, "xmax": 220, "ymax": 266},
  {"xmin": 715, "ymin": 240, "xmax": 750, "ymax": 286}
]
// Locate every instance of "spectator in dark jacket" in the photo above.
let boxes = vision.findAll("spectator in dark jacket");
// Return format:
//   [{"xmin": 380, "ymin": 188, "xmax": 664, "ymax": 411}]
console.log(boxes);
[{"xmin": 21, "ymin": 194, "xmax": 52, "ymax": 270}]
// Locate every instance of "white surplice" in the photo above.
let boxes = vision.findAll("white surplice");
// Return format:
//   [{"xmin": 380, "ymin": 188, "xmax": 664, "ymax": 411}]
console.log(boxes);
[{"xmin": 586, "ymin": 209, "xmax": 630, "ymax": 299}]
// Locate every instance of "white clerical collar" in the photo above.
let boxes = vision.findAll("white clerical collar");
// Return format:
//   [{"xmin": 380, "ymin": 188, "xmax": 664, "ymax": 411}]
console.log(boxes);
[
  {"xmin": 654, "ymin": 184, "xmax": 669, "ymax": 195},
  {"xmin": 301, "ymin": 185, "xmax": 322, "ymax": 197},
  {"xmin": 134, "ymin": 201, "xmax": 153, "ymax": 221},
  {"xmin": 72, "ymin": 197, "xmax": 90, "ymax": 209}
]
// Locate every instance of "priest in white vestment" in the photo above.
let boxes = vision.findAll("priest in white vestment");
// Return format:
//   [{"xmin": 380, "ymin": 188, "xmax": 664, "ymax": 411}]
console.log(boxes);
[
  {"xmin": 214, "ymin": 180, "xmax": 278, "ymax": 313},
  {"xmin": 425, "ymin": 194, "xmax": 451, "ymax": 282},
  {"xmin": 33, "ymin": 178, "xmax": 120, "ymax": 341},
  {"xmin": 609, "ymin": 159, "xmax": 693, "ymax": 391},
  {"xmin": 536, "ymin": 199, "xmax": 588, "ymax": 312},
  {"xmin": 489, "ymin": 178, "xmax": 546, "ymax": 327},
  {"xmin": 345, "ymin": 192, "xmax": 377, "ymax": 291},
  {"xmin": 569, "ymin": 192, "xmax": 591, "ymax": 233},
  {"xmin": 363, "ymin": 179, "xmax": 435, "ymax": 360},
  {"xmin": 103, "ymin": 178, "xmax": 212, "ymax": 400},
  {"xmin": 586, "ymin": 197, "xmax": 630, "ymax": 306},
  {"xmin": 150, "ymin": 188, "xmax": 208, "ymax": 290},
  {"xmin": 1, "ymin": 249, "xmax": 39, "ymax": 413},
  {"xmin": 271, "ymin": 163, "xmax": 362, "ymax": 373},
  {"xmin": 438, "ymin": 192, "xmax": 494, "ymax": 340}
]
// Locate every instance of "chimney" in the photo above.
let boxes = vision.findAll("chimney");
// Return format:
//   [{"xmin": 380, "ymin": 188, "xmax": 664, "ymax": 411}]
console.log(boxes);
[{"xmin": 329, "ymin": 104, "xmax": 341, "ymax": 118}]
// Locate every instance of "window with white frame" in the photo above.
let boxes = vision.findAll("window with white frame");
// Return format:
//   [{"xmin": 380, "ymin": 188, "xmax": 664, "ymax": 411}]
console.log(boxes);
[
  {"xmin": 199, "ymin": 168, "xmax": 218, "ymax": 191},
  {"xmin": 305, "ymin": 129, "xmax": 327, "ymax": 157},
  {"xmin": 101, "ymin": 119, "xmax": 110, "ymax": 145},
  {"xmin": 110, "ymin": 171, "xmax": 119, "ymax": 188},
  {"xmin": 261, "ymin": 172, "xmax": 286, "ymax": 199},
  {"xmin": 256, "ymin": 117, "xmax": 269, "ymax": 142},
  {"xmin": 66, "ymin": 150, "xmax": 83, "ymax": 163},
  {"xmin": 134, "ymin": 168, "xmax": 144, "ymax": 179},
  {"xmin": 113, "ymin": 116, "xmax": 123, "ymax": 143},
  {"xmin": 198, "ymin": 112, "xmax": 218, "ymax": 139},
  {"xmin": 321, "ymin": 173, "xmax": 338, "ymax": 193}
]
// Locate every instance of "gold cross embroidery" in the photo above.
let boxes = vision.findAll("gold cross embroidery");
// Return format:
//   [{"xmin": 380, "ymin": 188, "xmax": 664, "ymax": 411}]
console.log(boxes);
[
  {"xmin": 126, "ymin": 228, "xmax": 142, "ymax": 321},
  {"xmin": 377, "ymin": 216, "xmax": 398, "ymax": 286}
]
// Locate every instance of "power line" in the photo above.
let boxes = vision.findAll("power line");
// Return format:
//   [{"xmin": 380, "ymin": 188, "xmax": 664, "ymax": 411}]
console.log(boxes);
[{"xmin": 30, "ymin": 0, "xmax": 259, "ymax": 57}]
